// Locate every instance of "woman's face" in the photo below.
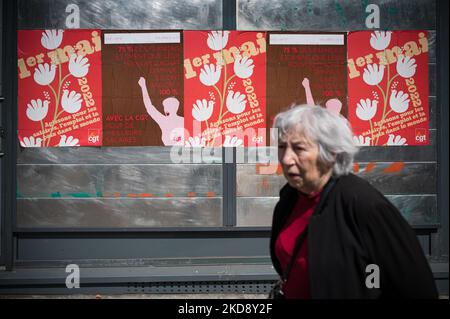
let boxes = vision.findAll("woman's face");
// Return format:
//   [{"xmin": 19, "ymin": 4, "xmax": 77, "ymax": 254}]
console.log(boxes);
[{"xmin": 278, "ymin": 129, "xmax": 332, "ymax": 195}]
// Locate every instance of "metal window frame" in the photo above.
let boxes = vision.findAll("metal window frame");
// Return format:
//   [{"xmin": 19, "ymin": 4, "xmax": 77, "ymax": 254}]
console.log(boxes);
[
  {"xmin": 1, "ymin": 0, "xmax": 18, "ymax": 270},
  {"xmin": 2, "ymin": 0, "xmax": 252, "ymax": 270},
  {"xmin": 436, "ymin": 0, "xmax": 449, "ymax": 261}
]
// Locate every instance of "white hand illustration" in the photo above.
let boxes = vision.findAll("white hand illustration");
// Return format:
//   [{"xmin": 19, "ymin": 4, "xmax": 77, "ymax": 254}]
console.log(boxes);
[
  {"xmin": 386, "ymin": 134, "xmax": 408, "ymax": 146},
  {"xmin": 33, "ymin": 63, "xmax": 56, "ymax": 86},
  {"xmin": 301, "ymin": 77, "xmax": 315, "ymax": 105},
  {"xmin": 396, "ymin": 56, "xmax": 417, "ymax": 78},
  {"xmin": 363, "ymin": 64, "xmax": 385, "ymax": 86},
  {"xmin": 199, "ymin": 64, "xmax": 222, "ymax": 87},
  {"xmin": 138, "ymin": 76, "xmax": 146, "ymax": 87},
  {"xmin": 353, "ymin": 135, "xmax": 371, "ymax": 146},
  {"xmin": 301, "ymin": 78, "xmax": 310, "ymax": 88},
  {"xmin": 369, "ymin": 31, "xmax": 392, "ymax": 51},
  {"xmin": 20, "ymin": 136, "xmax": 43, "ymax": 147},
  {"xmin": 192, "ymin": 99, "xmax": 214, "ymax": 122},
  {"xmin": 389, "ymin": 90, "xmax": 410, "ymax": 113},
  {"xmin": 226, "ymin": 91, "xmax": 247, "ymax": 114},
  {"xmin": 58, "ymin": 135, "xmax": 80, "ymax": 147},
  {"xmin": 69, "ymin": 54, "xmax": 90, "ymax": 78},
  {"xmin": 61, "ymin": 90, "xmax": 83, "ymax": 114},
  {"xmin": 223, "ymin": 135, "xmax": 243, "ymax": 147},
  {"xmin": 207, "ymin": 31, "xmax": 230, "ymax": 51},
  {"xmin": 234, "ymin": 55, "xmax": 254, "ymax": 79},
  {"xmin": 41, "ymin": 30, "xmax": 64, "ymax": 50},
  {"xmin": 26, "ymin": 99, "xmax": 49, "ymax": 122},
  {"xmin": 356, "ymin": 98, "xmax": 378, "ymax": 121}
]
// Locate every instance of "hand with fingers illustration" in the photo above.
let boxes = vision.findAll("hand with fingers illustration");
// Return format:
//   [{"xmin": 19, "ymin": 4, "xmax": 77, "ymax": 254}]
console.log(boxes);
[
  {"xmin": 301, "ymin": 77, "xmax": 342, "ymax": 115},
  {"xmin": 138, "ymin": 76, "xmax": 184, "ymax": 145}
]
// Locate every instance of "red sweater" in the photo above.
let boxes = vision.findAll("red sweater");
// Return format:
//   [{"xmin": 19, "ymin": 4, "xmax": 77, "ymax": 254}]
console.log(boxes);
[{"xmin": 274, "ymin": 190, "xmax": 321, "ymax": 299}]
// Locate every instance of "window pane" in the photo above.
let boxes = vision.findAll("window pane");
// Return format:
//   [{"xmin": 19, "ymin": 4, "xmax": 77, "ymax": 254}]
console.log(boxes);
[
  {"xmin": 19, "ymin": 0, "xmax": 222, "ymax": 29},
  {"xmin": 17, "ymin": 0, "xmax": 224, "ymax": 229},
  {"xmin": 17, "ymin": 147, "xmax": 223, "ymax": 227},
  {"xmin": 237, "ymin": 0, "xmax": 436, "ymax": 30}
]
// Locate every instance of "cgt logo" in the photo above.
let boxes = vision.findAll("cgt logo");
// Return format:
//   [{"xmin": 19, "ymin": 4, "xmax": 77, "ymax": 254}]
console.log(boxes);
[
  {"xmin": 88, "ymin": 130, "xmax": 100, "ymax": 144},
  {"xmin": 415, "ymin": 128, "xmax": 427, "ymax": 144}
]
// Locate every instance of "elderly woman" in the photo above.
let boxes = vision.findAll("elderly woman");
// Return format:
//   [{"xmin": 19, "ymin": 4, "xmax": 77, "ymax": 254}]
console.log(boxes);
[{"xmin": 270, "ymin": 105, "xmax": 438, "ymax": 299}]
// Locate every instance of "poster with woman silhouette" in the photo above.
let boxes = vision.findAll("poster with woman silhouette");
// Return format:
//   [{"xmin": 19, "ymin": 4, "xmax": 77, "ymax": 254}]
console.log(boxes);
[
  {"xmin": 102, "ymin": 30, "xmax": 184, "ymax": 146},
  {"xmin": 184, "ymin": 31, "xmax": 267, "ymax": 147},
  {"xmin": 348, "ymin": 31, "xmax": 429, "ymax": 146},
  {"xmin": 266, "ymin": 32, "xmax": 347, "ymax": 142},
  {"xmin": 18, "ymin": 29, "xmax": 102, "ymax": 147}
]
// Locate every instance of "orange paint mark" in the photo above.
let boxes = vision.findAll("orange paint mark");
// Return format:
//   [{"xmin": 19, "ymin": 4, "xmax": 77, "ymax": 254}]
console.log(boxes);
[
  {"xmin": 383, "ymin": 162, "xmax": 405, "ymax": 173},
  {"xmin": 207, "ymin": 192, "xmax": 215, "ymax": 197},
  {"xmin": 260, "ymin": 177, "xmax": 270, "ymax": 195},
  {"xmin": 187, "ymin": 192, "xmax": 196, "ymax": 197},
  {"xmin": 256, "ymin": 163, "xmax": 269, "ymax": 174},
  {"xmin": 139, "ymin": 193, "xmax": 153, "ymax": 198},
  {"xmin": 165, "ymin": 193, "xmax": 173, "ymax": 198},
  {"xmin": 255, "ymin": 163, "xmax": 283, "ymax": 175},
  {"xmin": 113, "ymin": 192, "xmax": 121, "ymax": 197},
  {"xmin": 353, "ymin": 162, "xmax": 360, "ymax": 173},
  {"xmin": 365, "ymin": 162, "xmax": 376, "ymax": 173},
  {"xmin": 127, "ymin": 193, "xmax": 139, "ymax": 198},
  {"xmin": 276, "ymin": 164, "xmax": 283, "ymax": 175}
]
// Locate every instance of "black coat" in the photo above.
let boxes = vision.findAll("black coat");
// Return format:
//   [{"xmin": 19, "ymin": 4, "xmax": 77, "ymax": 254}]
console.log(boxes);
[{"xmin": 270, "ymin": 173, "xmax": 438, "ymax": 299}]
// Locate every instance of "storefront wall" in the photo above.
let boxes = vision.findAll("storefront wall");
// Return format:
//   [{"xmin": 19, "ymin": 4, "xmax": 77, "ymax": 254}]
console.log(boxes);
[{"xmin": 1, "ymin": 0, "xmax": 448, "ymax": 294}]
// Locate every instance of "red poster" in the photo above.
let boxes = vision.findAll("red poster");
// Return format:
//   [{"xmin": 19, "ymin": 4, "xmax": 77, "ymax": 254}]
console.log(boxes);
[
  {"xmin": 184, "ymin": 31, "xmax": 267, "ymax": 147},
  {"xmin": 348, "ymin": 31, "xmax": 429, "ymax": 146},
  {"xmin": 18, "ymin": 29, "xmax": 102, "ymax": 147}
]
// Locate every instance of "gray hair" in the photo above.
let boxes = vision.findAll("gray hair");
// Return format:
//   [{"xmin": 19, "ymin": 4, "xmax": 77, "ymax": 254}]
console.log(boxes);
[{"xmin": 272, "ymin": 104, "xmax": 359, "ymax": 176}]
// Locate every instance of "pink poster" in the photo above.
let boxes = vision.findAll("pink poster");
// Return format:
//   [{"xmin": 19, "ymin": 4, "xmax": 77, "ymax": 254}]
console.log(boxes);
[
  {"xmin": 348, "ymin": 31, "xmax": 429, "ymax": 146},
  {"xmin": 18, "ymin": 29, "xmax": 102, "ymax": 147}
]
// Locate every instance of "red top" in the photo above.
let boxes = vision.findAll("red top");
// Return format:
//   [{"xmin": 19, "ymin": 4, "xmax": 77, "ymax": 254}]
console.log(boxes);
[{"xmin": 274, "ymin": 190, "xmax": 321, "ymax": 299}]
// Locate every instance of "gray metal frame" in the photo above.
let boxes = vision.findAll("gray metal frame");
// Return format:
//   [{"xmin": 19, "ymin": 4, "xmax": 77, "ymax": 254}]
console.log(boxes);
[
  {"xmin": 5, "ymin": 0, "xmax": 251, "ymax": 270},
  {"xmin": 223, "ymin": 148, "xmax": 237, "ymax": 227},
  {"xmin": 436, "ymin": 0, "xmax": 449, "ymax": 265},
  {"xmin": 0, "ymin": 279, "xmax": 276, "ymax": 295},
  {"xmin": 1, "ymin": 0, "xmax": 18, "ymax": 270},
  {"xmin": 223, "ymin": 0, "xmax": 236, "ymax": 30},
  {"xmin": 0, "ymin": 0, "xmax": 2, "ymax": 266}
]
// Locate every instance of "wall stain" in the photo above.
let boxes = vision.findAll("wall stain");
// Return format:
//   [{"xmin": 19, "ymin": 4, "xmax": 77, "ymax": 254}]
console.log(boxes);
[
  {"xmin": 255, "ymin": 163, "xmax": 283, "ymax": 175},
  {"xmin": 364, "ymin": 162, "xmax": 376, "ymax": 173},
  {"xmin": 383, "ymin": 162, "xmax": 405, "ymax": 173},
  {"xmin": 68, "ymin": 193, "xmax": 92, "ymax": 198},
  {"xmin": 334, "ymin": 1, "xmax": 348, "ymax": 27}
]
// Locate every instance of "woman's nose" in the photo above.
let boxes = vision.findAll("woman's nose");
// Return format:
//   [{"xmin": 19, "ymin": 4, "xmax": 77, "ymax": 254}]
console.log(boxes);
[{"xmin": 281, "ymin": 149, "xmax": 295, "ymax": 166}]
